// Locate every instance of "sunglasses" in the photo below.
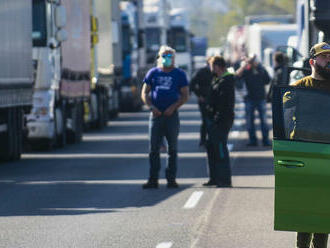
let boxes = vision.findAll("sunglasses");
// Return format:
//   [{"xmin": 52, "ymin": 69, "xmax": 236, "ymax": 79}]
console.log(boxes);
[{"xmin": 162, "ymin": 53, "xmax": 173, "ymax": 58}]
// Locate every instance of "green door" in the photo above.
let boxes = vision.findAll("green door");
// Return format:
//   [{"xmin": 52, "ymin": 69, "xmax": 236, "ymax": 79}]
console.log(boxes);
[{"xmin": 273, "ymin": 86, "xmax": 330, "ymax": 233}]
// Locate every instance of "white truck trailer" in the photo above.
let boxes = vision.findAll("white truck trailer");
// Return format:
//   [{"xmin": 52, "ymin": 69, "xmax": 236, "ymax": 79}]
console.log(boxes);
[
  {"xmin": 28, "ymin": 0, "xmax": 91, "ymax": 148},
  {"xmin": 0, "ymin": 0, "xmax": 33, "ymax": 160}
]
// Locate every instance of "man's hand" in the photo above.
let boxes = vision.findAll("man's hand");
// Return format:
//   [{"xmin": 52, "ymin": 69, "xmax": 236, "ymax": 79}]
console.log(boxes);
[
  {"xmin": 151, "ymin": 106, "xmax": 162, "ymax": 117},
  {"xmin": 163, "ymin": 105, "xmax": 176, "ymax": 117},
  {"xmin": 163, "ymin": 86, "xmax": 189, "ymax": 117}
]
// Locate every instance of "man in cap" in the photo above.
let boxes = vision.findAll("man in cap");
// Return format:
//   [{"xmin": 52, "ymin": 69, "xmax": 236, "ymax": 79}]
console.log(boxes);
[{"xmin": 285, "ymin": 41, "xmax": 330, "ymax": 248}]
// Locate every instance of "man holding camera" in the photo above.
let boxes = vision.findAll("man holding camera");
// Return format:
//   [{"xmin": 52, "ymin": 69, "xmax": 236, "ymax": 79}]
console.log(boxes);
[{"xmin": 236, "ymin": 54, "xmax": 271, "ymax": 146}]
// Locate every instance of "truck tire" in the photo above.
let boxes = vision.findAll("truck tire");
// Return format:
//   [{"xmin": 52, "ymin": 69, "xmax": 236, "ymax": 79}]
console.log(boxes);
[
  {"xmin": 96, "ymin": 92, "xmax": 105, "ymax": 129},
  {"xmin": 67, "ymin": 102, "xmax": 83, "ymax": 144},
  {"xmin": 55, "ymin": 105, "xmax": 66, "ymax": 148},
  {"xmin": 97, "ymin": 91, "xmax": 109, "ymax": 129},
  {"xmin": 13, "ymin": 107, "xmax": 23, "ymax": 160},
  {"xmin": 0, "ymin": 107, "xmax": 21, "ymax": 161}
]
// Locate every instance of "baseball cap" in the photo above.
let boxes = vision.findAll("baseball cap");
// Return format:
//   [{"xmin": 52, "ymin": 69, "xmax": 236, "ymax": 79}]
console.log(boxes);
[{"xmin": 310, "ymin": 42, "xmax": 330, "ymax": 58}]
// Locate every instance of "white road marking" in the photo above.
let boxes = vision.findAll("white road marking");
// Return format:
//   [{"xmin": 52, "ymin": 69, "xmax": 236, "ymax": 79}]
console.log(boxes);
[
  {"xmin": 183, "ymin": 191, "xmax": 204, "ymax": 209},
  {"xmin": 156, "ymin": 242, "xmax": 173, "ymax": 248},
  {"xmin": 230, "ymin": 131, "xmax": 240, "ymax": 138},
  {"xmin": 228, "ymin": 143, "xmax": 234, "ymax": 151}
]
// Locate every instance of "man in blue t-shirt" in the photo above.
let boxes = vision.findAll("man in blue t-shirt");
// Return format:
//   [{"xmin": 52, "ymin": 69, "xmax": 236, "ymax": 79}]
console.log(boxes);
[{"xmin": 141, "ymin": 45, "xmax": 189, "ymax": 189}]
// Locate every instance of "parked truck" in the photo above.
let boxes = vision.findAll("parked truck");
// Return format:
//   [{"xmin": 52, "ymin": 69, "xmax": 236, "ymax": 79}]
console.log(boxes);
[
  {"xmin": 143, "ymin": 0, "xmax": 171, "ymax": 67},
  {"xmin": 27, "ymin": 0, "xmax": 90, "ymax": 148},
  {"xmin": 296, "ymin": 0, "xmax": 330, "ymax": 57},
  {"xmin": 280, "ymin": 0, "xmax": 330, "ymax": 83},
  {"xmin": 86, "ymin": 0, "xmax": 122, "ymax": 130},
  {"xmin": 119, "ymin": 1, "xmax": 146, "ymax": 111},
  {"xmin": 168, "ymin": 8, "xmax": 193, "ymax": 79},
  {"xmin": 0, "ymin": 0, "xmax": 33, "ymax": 161}
]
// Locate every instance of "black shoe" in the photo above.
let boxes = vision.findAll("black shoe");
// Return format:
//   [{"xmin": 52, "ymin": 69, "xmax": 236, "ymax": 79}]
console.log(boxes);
[
  {"xmin": 263, "ymin": 140, "xmax": 271, "ymax": 146},
  {"xmin": 203, "ymin": 180, "xmax": 217, "ymax": 186},
  {"xmin": 247, "ymin": 142, "xmax": 257, "ymax": 147},
  {"xmin": 167, "ymin": 181, "xmax": 179, "ymax": 188},
  {"xmin": 217, "ymin": 183, "xmax": 232, "ymax": 188},
  {"xmin": 142, "ymin": 180, "xmax": 159, "ymax": 189}
]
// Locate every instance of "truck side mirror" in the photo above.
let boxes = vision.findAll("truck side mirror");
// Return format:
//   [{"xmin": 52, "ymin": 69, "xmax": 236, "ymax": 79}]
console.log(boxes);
[
  {"xmin": 56, "ymin": 29, "xmax": 68, "ymax": 42},
  {"xmin": 55, "ymin": 6, "xmax": 66, "ymax": 28}
]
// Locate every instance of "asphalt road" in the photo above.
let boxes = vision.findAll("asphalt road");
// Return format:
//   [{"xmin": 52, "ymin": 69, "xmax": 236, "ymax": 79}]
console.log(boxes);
[{"xmin": 0, "ymin": 93, "xmax": 313, "ymax": 248}]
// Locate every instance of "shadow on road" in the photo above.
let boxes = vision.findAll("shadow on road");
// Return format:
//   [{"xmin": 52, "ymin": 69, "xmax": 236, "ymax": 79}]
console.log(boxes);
[{"xmin": 0, "ymin": 179, "xmax": 192, "ymax": 216}]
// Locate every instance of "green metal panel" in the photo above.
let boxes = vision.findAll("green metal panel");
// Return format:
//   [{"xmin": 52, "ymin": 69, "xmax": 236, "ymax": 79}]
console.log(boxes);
[{"xmin": 273, "ymin": 139, "xmax": 330, "ymax": 233}]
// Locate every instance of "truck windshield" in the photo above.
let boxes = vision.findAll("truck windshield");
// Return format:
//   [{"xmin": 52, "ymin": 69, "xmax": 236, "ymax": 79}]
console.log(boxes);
[
  {"xmin": 32, "ymin": 0, "xmax": 47, "ymax": 47},
  {"xmin": 146, "ymin": 28, "xmax": 160, "ymax": 52},
  {"xmin": 169, "ymin": 29, "xmax": 187, "ymax": 52}
]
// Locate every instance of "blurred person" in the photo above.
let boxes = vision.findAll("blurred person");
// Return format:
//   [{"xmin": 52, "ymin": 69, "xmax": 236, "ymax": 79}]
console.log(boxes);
[
  {"xmin": 190, "ymin": 57, "xmax": 213, "ymax": 147},
  {"xmin": 203, "ymin": 56, "xmax": 235, "ymax": 187},
  {"xmin": 284, "ymin": 42, "xmax": 330, "ymax": 248},
  {"xmin": 141, "ymin": 45, "xmax": 189, "ymax": 189},
  {"xmin": 236, "ymin": 54, "xmax": 271, "ymax": 146},
  {"xmin": 267, "ymin": 51, "xmax": 289, "ymax": 102}
]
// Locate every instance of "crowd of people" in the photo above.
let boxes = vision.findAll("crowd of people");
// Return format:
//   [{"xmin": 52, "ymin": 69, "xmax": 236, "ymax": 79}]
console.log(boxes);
[
  {"xmin": 140, "ymin": 41, "xmax": 330, "ymax": 248},
  {"xmin": 140, "ymin": 44, "xmax": 290, "ymax": 189}
]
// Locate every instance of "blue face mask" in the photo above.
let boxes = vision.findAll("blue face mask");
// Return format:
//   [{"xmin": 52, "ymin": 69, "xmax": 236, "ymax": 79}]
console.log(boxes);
[
  {"xmin": 161, "ymin": 53, "xmax": 173, "ymax": 67},
  {"xmin": 162, "ymin": 57, "xmax": 172, "ymax": 67}
]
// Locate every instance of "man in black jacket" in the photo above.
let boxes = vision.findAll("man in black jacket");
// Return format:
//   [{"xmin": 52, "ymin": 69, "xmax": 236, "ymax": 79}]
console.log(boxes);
[
  {"xmin": 203, "ymin": 56, "xmax": 235, "ymax": 187},
  {"xmin": 190, "ymin": 59, "xmax": 213, "ymax": 146}
]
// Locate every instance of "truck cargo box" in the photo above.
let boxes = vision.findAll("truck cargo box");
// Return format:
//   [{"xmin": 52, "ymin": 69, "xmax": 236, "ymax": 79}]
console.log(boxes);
[
  {"xmin": 60, "ymin": 0, "xmax": 91, "ymax": 99},
  {"xmin": 0, "ymin": 0, "xmax": 33, "ymax": 107}
]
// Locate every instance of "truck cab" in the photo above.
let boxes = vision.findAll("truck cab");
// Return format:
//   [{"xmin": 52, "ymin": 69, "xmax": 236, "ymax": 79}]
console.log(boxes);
[
  {"xmin": 168, "ymin": 8, "xmax": 192, "ymax": 79},
  {"xmin": 28, "ymin": 0, "xmax": 90, "ymax": 148},
  {"xmin": 143, "ymin": 0, "xmax": 170, "ymax": 67}
]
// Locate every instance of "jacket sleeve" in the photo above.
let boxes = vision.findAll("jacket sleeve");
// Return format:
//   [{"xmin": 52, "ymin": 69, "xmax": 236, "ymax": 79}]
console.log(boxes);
[
  {"xmin": 262, "ymin": 67, "xmax": 271, "ymax": 85},
  {"xmin": 214, "ymin": 81, "xmax": 235, "ymax": 125},
  {"xmin": 190, "ymin": 68, "xmax": 205, "ymax": 97}
]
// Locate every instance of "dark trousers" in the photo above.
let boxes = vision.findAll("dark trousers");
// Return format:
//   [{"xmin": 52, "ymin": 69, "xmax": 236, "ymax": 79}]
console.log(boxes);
[
  {"xmin": 297, "ymin": 232, "xmax": 328, "ymax": 248},
  {"xmin": 206, "ymin": 120, "xmax": 232, "ymax": 185},
  {"xmin": 148, "ymin": 111, "xmax": 179, "ymax": 182},
  {"xmin": 245, "ymin": 98, "xmax": 269, "ymax": 144},
  {"xmin": 198, "ymin": 102, "xmax": 208, "ymax": 144}
]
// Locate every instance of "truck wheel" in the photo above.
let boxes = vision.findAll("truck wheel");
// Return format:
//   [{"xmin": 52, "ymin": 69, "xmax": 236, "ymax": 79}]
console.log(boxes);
[
  {"xmin": 0, "ymin": 108, "xmax": 16, "ymax": 161},
  {"xmin": 13, "ymin": 107, "xmax": 23, "ymax": 160},
  {"xmin": 55, "ymin": 106, "xmax": 66, "ymax": 148},
  {"xmin": 76, "ymin": 102, "xmax": 83, "ymax": 143},
  {"xmin": 96, "ymin": 92, "xmax": 105, "ymax": 129},
  {"xmin": 67, "ymin": 102, "xmax": 83, "ymax": 144}
]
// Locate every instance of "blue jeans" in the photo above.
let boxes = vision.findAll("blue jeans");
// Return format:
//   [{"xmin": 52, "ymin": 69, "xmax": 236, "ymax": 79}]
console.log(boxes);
[
  {"xmin": 206, "ymin": 119, "xmax": 232, "ymax": 185},
  {"xmin": 245, "ymin": 98, "xmax": 269, "ymax": 143},
  {"xmin": 148, "ymin": 111, "xmax": 179, "ymax": 182}
]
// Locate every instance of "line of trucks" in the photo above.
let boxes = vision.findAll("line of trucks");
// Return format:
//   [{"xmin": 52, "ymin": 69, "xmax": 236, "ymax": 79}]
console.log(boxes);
[{"xmin": 0, "ymin": 0, "xmax": 195, "ymax": 161}]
